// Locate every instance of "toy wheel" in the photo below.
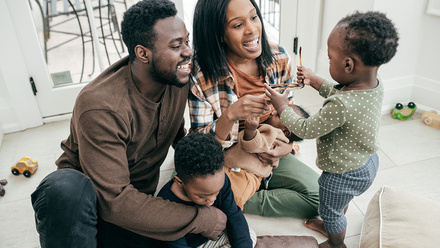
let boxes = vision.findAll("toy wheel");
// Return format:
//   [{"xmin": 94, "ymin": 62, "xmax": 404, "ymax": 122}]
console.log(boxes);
[
  {"xmin": 11, "ymin": 169, "xmax": 19, "ymax": 176},
  {"xmin": 408, "ymin": 102, "xmax": 416, "ymax": 109},
  {"xmin": 23, "ymin": 171, "xmax": 31, "ymax": 178},
  {"xmin": 424, "ymin": 117, "xmax": 433, "ymax": 125},
  {"xmin": 395, "ymin": 103, "xmax": 403, "ymax": 110},
  {"xmin": 396, "ymin": 113, "xmax": 402, "ymax": 119}
]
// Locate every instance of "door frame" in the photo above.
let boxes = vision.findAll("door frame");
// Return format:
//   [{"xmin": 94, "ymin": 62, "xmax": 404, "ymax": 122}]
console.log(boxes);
[
  {"xmin": 3, "ymin": 0, "xmax": 111, "ymax": 126},
  {"xmin": 279, "ymin": 0, "xmax": 322, "ymax": 72},
  {"xmin": 0, "ymin": 0, "xmax": 43, "ymax": 132}
]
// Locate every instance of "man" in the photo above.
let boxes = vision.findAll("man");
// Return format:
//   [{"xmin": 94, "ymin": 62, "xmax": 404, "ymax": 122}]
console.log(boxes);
[{"xmin": 31, "ymin": 1, "xmax": 227, "ymax": 247}]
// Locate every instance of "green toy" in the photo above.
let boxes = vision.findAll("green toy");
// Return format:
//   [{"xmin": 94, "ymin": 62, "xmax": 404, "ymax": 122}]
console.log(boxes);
[{"xmin": 392, "ymin": 102, "xmax": 416, "ymax": 120}]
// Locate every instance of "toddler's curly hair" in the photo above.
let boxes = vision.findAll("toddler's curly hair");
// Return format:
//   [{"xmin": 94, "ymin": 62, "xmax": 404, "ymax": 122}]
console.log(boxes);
[
  {"xmin": 174, "ymin": 133, "xmax": 224, "ymax": 183},
  {"xmin": 338, "ymin": 11, "xmax": 399, "ymax": 67}
]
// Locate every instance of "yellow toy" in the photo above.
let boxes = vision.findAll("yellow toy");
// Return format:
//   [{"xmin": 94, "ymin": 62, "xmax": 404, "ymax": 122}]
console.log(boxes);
[
  {"xmin": 11, "ymin": 156, "xmax": 38, "ymax": 177},
  {"xmin": 422, "ymin": 110, "xmax": 440, "ymax": 129}
]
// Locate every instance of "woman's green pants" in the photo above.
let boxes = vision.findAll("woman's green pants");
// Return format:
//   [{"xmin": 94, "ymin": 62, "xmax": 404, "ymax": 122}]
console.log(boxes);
[{"xmin": 243, "ymin": 154, "xmax": 320, "ymax": 218}]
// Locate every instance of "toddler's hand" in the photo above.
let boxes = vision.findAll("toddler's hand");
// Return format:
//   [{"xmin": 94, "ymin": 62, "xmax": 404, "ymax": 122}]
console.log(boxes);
[
  {"xmin": 296, "ymin": 66, "xmax": 315, "ymax": 86},
  {"xmin": 245, "ymin": 117, "xmax": 260, "ymax": 131},
  {"xmin": 297, "ymin": 66, "xmax": 325, "ymax": 90},
  {"xmin": 264, "ymin": 84, "xmax": 289, "ymax": 114}
]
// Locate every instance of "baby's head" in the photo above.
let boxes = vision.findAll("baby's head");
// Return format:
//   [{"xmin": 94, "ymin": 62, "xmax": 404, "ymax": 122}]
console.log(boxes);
[
  {"xmin": 328, "ymin": 11, "xmax": 399, "ymax": 67},
  {"xmin": 267, "ymin": 104, "xmax": 309, "ymax": 142},
  {"xmin": 173, "ymin": 132, "xmax": 225, "ymax": 207}
]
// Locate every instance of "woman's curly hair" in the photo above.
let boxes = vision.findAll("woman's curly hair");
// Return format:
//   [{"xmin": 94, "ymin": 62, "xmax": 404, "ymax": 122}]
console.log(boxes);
[
  {"xmin": 174, "ymin": 133, "xmax": 224, "ymax": 183},
  {"xmin": 338, "ymin": 11, "xmax": 399, "ymax": 67},
  {"xmin": 121, "ymin": 0, "xmax": 177, "ymax": 62}
]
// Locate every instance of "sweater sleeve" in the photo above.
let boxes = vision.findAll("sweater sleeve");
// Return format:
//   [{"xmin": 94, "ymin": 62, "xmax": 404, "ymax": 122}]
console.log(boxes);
[
  {"xmin": 76, "ymin": 110, "xmax": 221, "ymax": 241},
  {"xmin": 220, "ymin": 176, "xmax": 253, "ymax": 248},
  {"xmin": 319, "ymin": 80, "xmax": 338, "ymax": 98},
  {"xmin": 238, "ymin": 129, "xmax": 271, "ymax": 154},
  {"xmin": 280, "ymin": 97, "xmax": 347, "ymax": 139}
]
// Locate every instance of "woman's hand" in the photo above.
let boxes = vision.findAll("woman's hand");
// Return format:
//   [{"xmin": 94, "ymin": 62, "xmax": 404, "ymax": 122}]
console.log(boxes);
[
  {"xmin": 256, "ymin": 139, "xmax": 292, "ymax": 166},
  {"xmin": 225, "ymin": 94, "xmax": 270, "ymax": 122},
  {"xmin": 215, "ymin": 94, "xmax": 269, "ymax": 141}
]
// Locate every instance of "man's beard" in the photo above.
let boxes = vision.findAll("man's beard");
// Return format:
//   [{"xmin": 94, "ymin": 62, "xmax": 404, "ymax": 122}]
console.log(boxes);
[{"xmin": 150, "ymin": 58, "xmax": 187, "ymax": 88}]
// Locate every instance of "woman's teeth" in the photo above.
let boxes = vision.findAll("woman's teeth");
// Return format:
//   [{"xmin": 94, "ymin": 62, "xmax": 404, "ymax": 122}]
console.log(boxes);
[{"xmin": 244, "ymin": 39, "xmax": 259, "ymax": 49}]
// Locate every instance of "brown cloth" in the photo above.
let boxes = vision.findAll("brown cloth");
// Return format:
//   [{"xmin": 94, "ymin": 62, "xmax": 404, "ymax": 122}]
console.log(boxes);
[
  {"xmin": 225, "ymin": 124, "xmax": 289, "ymax": 178},
  {"xmin": 224, "ymin": 124, "xmax": 290, "ymax": 209},
  {"xmin": 255, "ymin": 235, "xmax": 318, "ymax": 248}
]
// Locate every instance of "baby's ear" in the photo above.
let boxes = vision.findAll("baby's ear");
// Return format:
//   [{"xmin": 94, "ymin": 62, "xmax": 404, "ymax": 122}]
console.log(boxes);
[{"xmin": 344, "ymin": 57, "xmax": 355, "ymax": 73}]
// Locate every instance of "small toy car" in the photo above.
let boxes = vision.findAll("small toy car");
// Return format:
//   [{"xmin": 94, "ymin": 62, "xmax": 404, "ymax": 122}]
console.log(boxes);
[
  {"xmin": 422, "ymin": 110, "xmax": 440, "ymax": 129},
  {"xmin": 11, "ymin": 156, "xmax": 38, "ymax": 177},
  {"xmin": 392, "ymin": 102, "xmax": 416, "ymax": 120}
]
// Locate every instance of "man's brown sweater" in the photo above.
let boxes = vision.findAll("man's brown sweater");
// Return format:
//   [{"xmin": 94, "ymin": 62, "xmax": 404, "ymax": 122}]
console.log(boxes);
[{"xmin": 56, "ymin": 57, "xmax": 222, "ymax": 241}]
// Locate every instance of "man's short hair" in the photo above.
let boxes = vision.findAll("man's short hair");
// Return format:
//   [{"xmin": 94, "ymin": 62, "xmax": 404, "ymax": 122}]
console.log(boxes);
[{"xmin": 121, "ymin": 0, "xmax": 177, "ymax": 62}]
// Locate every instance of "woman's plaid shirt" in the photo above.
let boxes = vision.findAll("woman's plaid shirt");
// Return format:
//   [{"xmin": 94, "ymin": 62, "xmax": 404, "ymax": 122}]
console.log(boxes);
[{"xmin": 189, "ymin": 43, "xmax": 295, "ymax": 148}]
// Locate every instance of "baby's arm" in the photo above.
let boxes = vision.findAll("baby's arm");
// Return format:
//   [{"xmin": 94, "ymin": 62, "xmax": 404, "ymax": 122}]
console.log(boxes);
[
  {"xmin": 243, "ymin": 117, "xmax": 260, "ymax": 141},
  {"xmin": 297, "ymin": 66, "xmax": 325, "ymax": 91}
]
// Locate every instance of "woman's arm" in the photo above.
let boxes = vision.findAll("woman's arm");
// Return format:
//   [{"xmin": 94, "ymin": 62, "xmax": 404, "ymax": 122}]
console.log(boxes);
[{"xmin": 189, "ymin": 87, "xmax": 269, "ymax": 142}]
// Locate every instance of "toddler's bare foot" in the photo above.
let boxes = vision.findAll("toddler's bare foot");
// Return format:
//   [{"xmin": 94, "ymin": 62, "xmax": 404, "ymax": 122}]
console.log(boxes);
[
  {"xmin": 304, "ymin": 219, "xmax": 328, "ymax": 237},
  {"xmin": 318, "ymin": 240, "xmax": 347, "ymax": 248}
]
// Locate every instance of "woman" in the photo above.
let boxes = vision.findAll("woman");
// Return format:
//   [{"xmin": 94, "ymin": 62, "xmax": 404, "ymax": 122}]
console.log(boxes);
[{"xmin": 189, "ymin": 0, "xmax": 319, "ymax": 218}]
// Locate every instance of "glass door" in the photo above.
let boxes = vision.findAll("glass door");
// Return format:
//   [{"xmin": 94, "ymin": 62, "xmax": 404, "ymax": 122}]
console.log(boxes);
[{"xmin": 23, "ymin": 0, "xmax": 130, "ymax": 118}]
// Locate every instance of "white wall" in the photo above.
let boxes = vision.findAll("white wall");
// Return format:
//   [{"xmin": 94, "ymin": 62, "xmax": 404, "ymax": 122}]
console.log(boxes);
[
  {"xmin": 0, "ymin": 68, "xmax": 8, "ymax": 144},
  {"xmin": 412, "ymin": 1, "xmax": 440, "ymax": 110},
  {"xmin": 315, "ymin": 0, "xmax": 374, "ymax": 78},
  {"xmin": 313, "ymin": 0, "xmax": 440, "ymax": 113}
]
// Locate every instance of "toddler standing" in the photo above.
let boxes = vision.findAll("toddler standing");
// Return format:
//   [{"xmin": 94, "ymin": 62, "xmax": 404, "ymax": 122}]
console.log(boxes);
[{"xmin": 265, "ymin": 11, "xmax": 399, "ymax": 248}]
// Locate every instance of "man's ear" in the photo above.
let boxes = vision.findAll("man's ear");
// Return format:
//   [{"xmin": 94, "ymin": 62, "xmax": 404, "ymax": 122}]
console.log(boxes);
[
  {"xmin": 173, "ymin": 175, "xmax": 184, "ymax": 186},
  {"xmin": 134, "ymin": 45, "xmax": 151, "ymax": 64},
  {"xmin": 344, "ymin": 57, "xmax": 354, "ymax": 73}
]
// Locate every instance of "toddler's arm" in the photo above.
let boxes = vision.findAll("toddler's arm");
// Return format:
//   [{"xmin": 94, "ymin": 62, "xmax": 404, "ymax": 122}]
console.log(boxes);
[
  {"xmin": 297, "ymin": 66, "xmax": 325, "ymax": 91},
  {"xmin": 243, "ymin": 117, "xmax": 260, "ymax": 141}
]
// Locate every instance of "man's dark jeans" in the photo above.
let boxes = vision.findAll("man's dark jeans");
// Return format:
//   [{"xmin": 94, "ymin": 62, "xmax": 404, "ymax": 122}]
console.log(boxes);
[{"xmin": 31, "ymin": 168, "xmax": 161, "ymax": 248}]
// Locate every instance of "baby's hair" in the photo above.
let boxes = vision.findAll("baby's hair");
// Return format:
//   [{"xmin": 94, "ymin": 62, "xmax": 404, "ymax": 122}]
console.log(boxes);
[
  {"xmin": 337, "ymin": 11, "xmax": 399, "ymax": 67},
  {"xmin": 174, "ymin": 132, "xmax": 224, "ymax": 183}
]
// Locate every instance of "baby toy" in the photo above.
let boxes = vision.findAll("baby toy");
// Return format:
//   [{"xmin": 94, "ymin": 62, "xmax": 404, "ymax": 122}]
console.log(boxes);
[
  {"xmin": 0, "ymin": 179, "xmax": 7, "ymax": 196},
  {"xmin": 11, "ymin": 156, "xmax": 38, "ymax": 177},
  {"xmin": 391, "ymin": 102, "xmax": 416, "ymax": 120},
  {"xmin": 422, "ymin": 110, "xmax": 440, "ymax": 129}
]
